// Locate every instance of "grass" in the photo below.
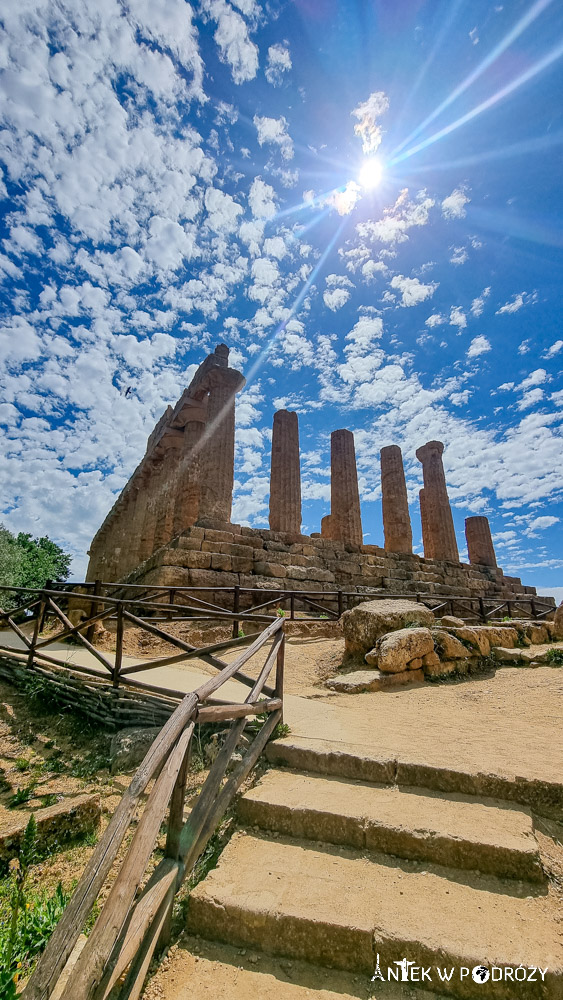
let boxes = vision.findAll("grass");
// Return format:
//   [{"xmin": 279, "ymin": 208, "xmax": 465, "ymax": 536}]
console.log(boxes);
[{"xmin": 546, "ymin": 648, "xmax": 563, "ymax": 666}]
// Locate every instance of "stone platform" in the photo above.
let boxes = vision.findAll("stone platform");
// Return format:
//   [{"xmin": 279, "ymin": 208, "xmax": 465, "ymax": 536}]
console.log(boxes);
[{"xmin": 124, "ymin": 518, "xmax": 537, "ymax": 603}]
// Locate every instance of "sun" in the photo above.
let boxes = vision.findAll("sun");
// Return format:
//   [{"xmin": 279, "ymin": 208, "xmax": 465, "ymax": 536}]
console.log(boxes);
[{"xmin": 358, "ymin": 157, "xmax": 384, "ymax": 189}]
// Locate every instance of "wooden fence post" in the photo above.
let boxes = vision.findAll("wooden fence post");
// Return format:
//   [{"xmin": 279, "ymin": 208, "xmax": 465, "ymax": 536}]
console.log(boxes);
[
  {"xmin": 506, "ymin": 600, "xmax": 512, "ymax": 619},
  {"xmin": 275, "ymin": 630, "xmax": 285, "ymax": 724},
  {"xmin": 531, "ymin": 597, "xmax": 537, "ymax": 618},
  {"xmin": 86, "ymin": 579, "xmax": 102, "ymax": 644},
  {"xmin": 39, "ymin": 581, "xmax": 52, "ymax": 633},
  {"xmin": 27, "ymin": 601, "xmax": 43, "ymax": 671},
  {"xmin": 159, "ymin": 734, "xmax": 192, "ymax": 949},
  {"xmin": 232, "ymin": 585, "xmax": 240, "ymax": 639},
  {"xmin": 113, "ymin": 604, "xmax": 124, "ymax": 689},
  {"xmin": 479, "ymin": 596, "xmax": 486, "ymax": 622},
  {"xmin": 290, "ymin": 593, "xmax": 295, "ymax": 620},
  {"xmin": 337, "ymin": 590, "xmax": 343, "ymax": 617}
]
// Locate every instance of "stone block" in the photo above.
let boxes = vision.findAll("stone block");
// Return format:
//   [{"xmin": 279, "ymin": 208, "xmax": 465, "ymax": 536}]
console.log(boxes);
[
  {"xmin": 219, "ymin": 542, "xmax": 253, "ymax": 557},
  {"xmin": 110, "ymin": 727, "xmax": 161, "ymax": 773},
  {"xmin": 449, "ymin": 626, "xmax": 491, "ymax": 657},
  {"xmin": 231, "ymin": 555, "xmax": 254, "ymax": 574},
  {"xmin": 175, "ymin": 537, "xmax": 202, "ymax": 551},
  {"xmin": 233, "ymin": 534, "xmax": 264, "ymax": 549},
  {"xmin": 431, "ymin": 630, "xmax": 474, "ymax": 661},
  {"xmin": 0, "ymin": 794, "xmax": 101, "ymax": 864},
  {"xmin": 422, "ymin": 650, "xmax": 440, "ymax": 668},
  {"xmin": 254, "ymin": 561, "xmax": 287, "ymax": 579},
  {"xmin": 204, "ymin": 528, "xmax": 236, "ymax": 543},
  {"xmin": 491, "ymin": 647, "xmax": 523, "ymax": 664},
  {"xmin": 440, "ymin": 615, "xmax": 465, "ymax": 627},
  {"xmin": 367, "ymin": 627, "xmax": 434, "ymax": 673},
  {"xmin": 184, "ymin": 550, "xmax": 212, "ymax": 569},
  {"xmin": 325, "ymin": 668, "xmax": 424, "ymax": 693},
  {"xmin": 408, "ymin": 657, "xmax": 423, "ymax": 670},
  {"xmin": 527, "ymin": 625, "xmax": 549, "ymax": 644},
  {"xmin": 188, "ymin": 568, "xmax": 239, "ymax": 588},
  {"xmin": 342, "ymin": 599, "xmax": 435, "ymax": 657},
  {"xmin": 286, "ymin": 565, "xmax": 310, "ymax": 581},
  {"xmin": 211, "ymin": 553, "xmax": 232, "ymax": 572}
]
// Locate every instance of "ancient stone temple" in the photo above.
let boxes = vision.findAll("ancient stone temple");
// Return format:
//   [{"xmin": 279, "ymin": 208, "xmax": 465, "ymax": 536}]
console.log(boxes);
[{"xmin": 86, "ymin": 344, "xmax": 542, "ymax": 605}]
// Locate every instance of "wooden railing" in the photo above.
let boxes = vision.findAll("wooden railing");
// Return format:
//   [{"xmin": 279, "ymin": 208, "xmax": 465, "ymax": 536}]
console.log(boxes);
[{"xmin": 9, "ymin": 604, "xmax": 285, "ymax": 1000}]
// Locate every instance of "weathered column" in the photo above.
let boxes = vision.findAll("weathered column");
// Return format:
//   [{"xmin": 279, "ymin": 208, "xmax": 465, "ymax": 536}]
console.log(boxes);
[
  {"xmin": 321, "ymin": 514, "xmax": 334, "ymax": 539},
  {"xmin": 465, "ymin": 516, "xmax": 497, "ymax": 568},
  {"xmin": 153, "ymin": 456, "xmax": 178, "ymax": 551},
  {"xmin": 419, "ymin": 488, "xmax": 433, "ymax": 559},
  {"xmin": 199, "ymin": 368, "xmax": 245, "ymax": 523},
  {"xmin": 415, "ymin": 440, "xmax": 459, "ymax": 562},
  {"xmin": 137, "ymin": 460, "xmax": 161, "ymax": 563},
  {"xmin": 331, "ymin": 429, "xmax": 363, "ymax": 548},
  {"xmin": 380, "ymin": 445, "xmax": 412, "ymax": 554},
  {"xmin": 269, "ymin": 410, "xmax": 301, "ymax": 534},
  {"xmin": 173, "ymin": 420, "xmax": 205, "ymax": 536}
]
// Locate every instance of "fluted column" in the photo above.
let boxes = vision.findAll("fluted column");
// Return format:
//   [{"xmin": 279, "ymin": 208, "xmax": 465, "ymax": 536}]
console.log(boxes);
[
  {"xmin": 269, "ymin": 410, "xmax": 301, "ymax": 534},
  {"xmin": 415, "ymin": 440, "xmax": 459, "ymax": 562},
  {"xmin": 465, "ymin": 516, "xmax": 497, "ymax": 568},
  {"xmin": 380, "ymin": 445, "xmax": 412, "ymax": 554},
  {"xmin": 153, "ymin": 456, "xmax": 178, "ymax": 551},
  {"xmin": 199, "ymin": 370, "xmax": 244, "ymax": 523},
  {"xmin": 321, "ymin": 514, "xmax": 334, "ymax": 539},
  {"xmin": 331, "ymin": 429, "xmax": 363, "ymax": 548},
  {"xmin": 173, "ymin": 420, "xmax": 205, "ymax": 536},
  {"xmin": 137, "ymin": 460, "xmax": 161, "ymax": 563},
  {"xmin": 419, "ymin": 488, "xmax": 433, "ymax": 559}
]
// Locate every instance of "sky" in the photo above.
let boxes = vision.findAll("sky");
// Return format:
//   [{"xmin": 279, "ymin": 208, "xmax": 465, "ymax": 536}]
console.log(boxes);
[{"xmin": 0, "ymin": 0, "xmax": 562, "ymax": 600}]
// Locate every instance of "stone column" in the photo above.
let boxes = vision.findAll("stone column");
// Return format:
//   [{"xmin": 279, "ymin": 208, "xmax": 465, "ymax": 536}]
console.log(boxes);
[
  {"xmin": 199, "ymin": 369, "xmax": 245, "ymax": 523},
  {"xmin": 331, "ymin": 429, "xmax": 363, "ymax": 548},
  {"xmin": 173, "ymin": 420, "xmax": 205, "ymax": 536},
  {"xmin": 380, "ymin": 445, "xmax": 412, "ymax": 554},
  {"xmin": 415, "ymin": 440, "xmax": 459, "ymax": 563},
  {"xmin": 321, "ymin": 514, "xmax": 334, "ymax": 539},
  {"xmin": 465, "ymin": 516, "xmax": 497, "ymax": 568},
  {"xmin": 419, "ymin": 488, "xmax": 433, "ymax": 559},
  {"xmin": 269, "ymin": 410, "xmax": 302, "ymax": 534},
  {"xmin": 137, "ymin": 460, "xmax": 161, "ymax": 564},
  {"xmin": 153, "ymin": 456, "xmax": 178, "ymax": 551}
]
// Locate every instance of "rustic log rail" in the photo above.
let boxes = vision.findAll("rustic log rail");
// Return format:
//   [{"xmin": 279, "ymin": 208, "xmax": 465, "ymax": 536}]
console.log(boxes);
[{"xmin": 10, "ymin": 609, "xmax": 285, "ymax": 1000}]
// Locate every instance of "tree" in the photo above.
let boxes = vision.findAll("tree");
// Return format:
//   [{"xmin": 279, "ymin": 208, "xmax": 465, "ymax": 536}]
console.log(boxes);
[{"xmin": 0, "ymin": 525, "xmax": 72, "ymax": 607}]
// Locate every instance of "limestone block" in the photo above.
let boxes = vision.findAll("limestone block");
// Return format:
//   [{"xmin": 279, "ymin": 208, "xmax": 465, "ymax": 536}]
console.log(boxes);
[
  {"xmin": 188, "ymin": 568, "xmax": 239, "ymax": 588},
  {"xmin": 520, "ymin": 649, "xmax": 549, "ymax": 664},
  {"xmin": 422, "ymin": 650, "xmax": 440, "ymax": 668},
  {"xmin": 408, "ymin": 657, "xmax": 423, "ymax": 670},
  {"xmin": 480, "ymin": 626, "xmax": 519, "ymax": 648},
  {"xmin": 110, "ymin": 727, "xmax": 161, "ymax": 773},
  {"xmin": 204, "ymin": 528, "xmax": 235, "ymax": 543},
  {"xmin": 0, "ymin": 794, "xmax": 101, "ymax": 864},
  {"xmin": 211, "ymin": 553, "xmax": 232, "ymax": 572},
  {"xmin": 449, "ymin": 626, "xmax": 491, "ymax": 656},
  {"xmin": 231, "ymin": 555, "xmax": 254, "ymax": 574},
  {"xmin": 424, "ymin": 659, "xmax": 469, "ymax": 678},
  {"xmin": 286, "ymin": 565, "xmax": 310, "ymax": 581},
  {"xmin": 174, "ymin": 537, "xmax": 203, "ymax": 551},
  {"xmin": 306, "ymin": 567, "xmax": 336, "ymax": 583},
  {"xmin": 220, "ymin": 542, "xmax": 256, "ymax": 557},
  {"xmin": 440, "ymin": 615, "xmax": 465, "ymax": 627},
  {"xmin": 325, "ymin": 668, "xmax": 424, "ymax": 693},
  {"xmin": 369, "ymin": 627, "xmax": 434, "ymax": 673},
  {"xmin": 342, "ymin": 599, "xmax": 435, "ymax": 657},
  {"xmin": 185, "ymin": 550, "xmax": 212, "ymax": 569},
  {"xmin": 527, "ymin": 624, "xmax": 549, "ymax": 644},
  {"xmin": 146, "ymin": 567, "xmax": 191, "ymax": 586},
  {"xmin": 431, "ymin": 630, "xmax": 474, "ymax": 660},
  {"xmin": 254, "ymin": 561, "xmax": 287, "ymax": 579},
  {"xmin": 230, "ymin": 534, "xmax": 259, "ymax": 549},
  {"xmin": 491, "ymin": 647, "xmax": 523, "ymax": 664}
]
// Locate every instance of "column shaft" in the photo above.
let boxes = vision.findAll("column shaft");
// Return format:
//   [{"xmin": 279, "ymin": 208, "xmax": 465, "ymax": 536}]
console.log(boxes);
[
  {"xmin": 465, "ymin": 516, "xmax": 497, "ymax": 567},
  {"xmin": 269, "ymin": 410, "xmax": 301, "ymax": 534},
  {"xmin": 199, "ymin": 380, "xmax": 237, "ymax": 522},
  {"xmin": 419, "ymin": 488, "xmax": 433, "ymax": 559},
  {"xmin": 415, "ymin": 440, "xmax": 459, "ymax": 562},
  {"xmin": 380, "ymin": 445, "xmax": 412, "ymax": 554},
  {"xmin": 174, "ymin": 421, "xmax": 205, "ymax": 536},
  {"xmin": 331, "ymin": 429, "xmax": 363, "ymax": 548}
]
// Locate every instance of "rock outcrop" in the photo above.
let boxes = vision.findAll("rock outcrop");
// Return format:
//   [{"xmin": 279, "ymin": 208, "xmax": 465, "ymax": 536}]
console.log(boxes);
[{"xmin": 341, "ymin": 600, "xmax": 435, "ymax": 658}]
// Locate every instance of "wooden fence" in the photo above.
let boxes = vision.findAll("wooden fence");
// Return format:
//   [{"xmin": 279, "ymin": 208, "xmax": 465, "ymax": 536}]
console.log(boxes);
[{"xmin": 1, "ymin": 588, "xmax": 286, "ymax": 1000}]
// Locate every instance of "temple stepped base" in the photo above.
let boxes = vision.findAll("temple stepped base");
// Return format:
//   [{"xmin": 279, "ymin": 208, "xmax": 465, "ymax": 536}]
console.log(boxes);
[{"xmin": 121, "ymin": 522, "xmax": 542, "ymax": 605}]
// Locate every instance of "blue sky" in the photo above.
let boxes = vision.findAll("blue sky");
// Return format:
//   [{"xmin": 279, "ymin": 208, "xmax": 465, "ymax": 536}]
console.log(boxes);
[{"xmin": 1, "ymin": 0, "xmax": 562, "ymax": 599}]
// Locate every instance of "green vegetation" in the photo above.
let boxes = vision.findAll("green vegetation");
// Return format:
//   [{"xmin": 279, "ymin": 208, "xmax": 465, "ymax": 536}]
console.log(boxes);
[
  {"xmin": 0, "ymin": 817, "xmax": 70, "ymax": 997},
  {"xmin": 546, "ymin": 647, "xmax": 563, "ymax": 666},
  {"xmin": 0, "ymin": 525, "xmax": 72, "ymax": 611},
  {"xmin": 276, "ymin": 607, "xmax": 287, "ymax": 617}
]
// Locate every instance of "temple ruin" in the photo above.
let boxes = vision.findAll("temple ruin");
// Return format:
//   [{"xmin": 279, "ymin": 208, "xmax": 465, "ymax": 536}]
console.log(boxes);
[{"xmin": 86, "ymin": 344, "xmax": 539, "ymax": 603}]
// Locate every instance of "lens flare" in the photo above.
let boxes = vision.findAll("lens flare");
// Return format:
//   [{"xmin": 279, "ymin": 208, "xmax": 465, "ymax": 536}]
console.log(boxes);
[{"xmin": 358, "ymin": 158, "xmax": 384, "ymax": 189}]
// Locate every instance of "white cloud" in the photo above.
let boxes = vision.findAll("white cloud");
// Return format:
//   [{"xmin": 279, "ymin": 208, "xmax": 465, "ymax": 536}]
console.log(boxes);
[
  {"xmin": 496, "ymin": 291, "xmax": 536, "ymax": 315},
  {"xmin": 254, "ymin": 115, "xmax": 294, "ymax": 159},
  {"xmin": 351, "ymin": 91, "xmax": 389, "ymax": 154},
  {"xmin": 467, "ymin": 335, "xmax": 491, "ymax": 358},
  {"xmin": 470, "ymin": 286, "xmax": 491, "ymax": 317},
  {"xmin": 517, "ymin": 388, "xmax": 544, "ymax": 410},
  {"xmin": 449, "ymin": 246, "xmax": 468, "ymax": 266},
  {"xmin": 248, "ymin": 177, "xmax": 277, "ymax": 219},
  {"xmin": 265, "ymin": 43, "xmax": 291, "ymax": 86},
  {"xmin": 544, "ymin": 339, "xmax": 563, "ymax": 358},
  {"xmin": 357, "ymin": 189, "xmax": 435, "ymax": 245},
  {"xmin": 520, "ymin": 369, "xmax": 547, "ymax": 390},
  {"xmin": 425, "ymin": 313, "xmax": 445, "ymax": 328},
  {"xmin": 450, "ymin": 306, "xmax": 467, "ymax": 330},
  {"xmin": 441, "ymin": 188, "xmax": 470, "ymax": 219},
  {"xmin": 323, "ymin": 288, "xmax": 350, "ymax": 311},
  {"xmin": 201, "ymin": 0, "xmax": 259, "ymax": 83},
  {"xmin": 390, "ymin": 274, "xmax": 437, "ymax": 307}
]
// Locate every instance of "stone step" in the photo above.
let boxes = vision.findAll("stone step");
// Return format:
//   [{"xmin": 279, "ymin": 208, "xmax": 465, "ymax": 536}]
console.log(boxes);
[
  {"xmin": 238, "ymin": 770, "xmax": 543, "ymax": 882},
  {"xmin": 186, "ymin": 832, "xmax": 562, "ymax": 1000},
  {"xmin": 265, "ymin": 737, "xmax": 563, "ymax": 818}
]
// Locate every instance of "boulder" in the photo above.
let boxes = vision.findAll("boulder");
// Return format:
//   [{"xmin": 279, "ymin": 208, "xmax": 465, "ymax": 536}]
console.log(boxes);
[
  {"xmin": 480, "ymin": 626, "xmax": 519, "ymax": 649},
  {"xmin": 110, "ymin": 727, "xmax": 161, "ymax": 774},
  {"xmin": 325, "ymin": 668, "xmax": 424, "ymax": 693},
  {"xmin": 367, "ymin": 627, "xmax": 434, "ymax": 674},
  {"xmin": 491, "ymin": 647, "xmax": 523, "ymax": 664},
  {"xmin": 342, "ymin": 600, "xmax": 435, "ymax": 657},
  {"xmin": 527, "ymin": 624, "xmax": 549, "ymax": 645},
  {"xmin": 431, "ymin": 630, "xmax": 474, "ymax": 661},
  {"xmin": 440, "ymin": 615, "xmax": 465, "ymax": 628},
  {"xmin": 449, "ymin": 626, "xmax": 490, "ymax": 657},
  {"xmin": 553, "ymin": 602, "xmax": 563, "ymax": 640}
]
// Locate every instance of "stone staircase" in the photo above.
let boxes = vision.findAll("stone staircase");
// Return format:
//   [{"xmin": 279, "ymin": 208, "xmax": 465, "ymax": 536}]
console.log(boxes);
[{"xmin": 184, "ymin": 739, "xmax": 563, "ymax": 1000}]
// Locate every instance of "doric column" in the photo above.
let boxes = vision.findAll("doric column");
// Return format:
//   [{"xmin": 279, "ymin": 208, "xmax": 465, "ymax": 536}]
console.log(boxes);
[
  {"xmin": 321, "ymin": 514, "xmax": 334, "ymax": 539},
  {"xmin": 137, "ymin": 460, "xmax": 161, "ymax": 564},
  {"xmin": 153, "ymin": 456, "xmax": 178, "ymax": 551},
  {"xmin": 269, "ymin": 410, "xmax": 301, "ymax": 534},
  {"xmin": 173, "ymin": 420, "xmax": 205, "ymax": 536},
  {"xmin": 331, "ymin": 429, "xmax": 363, "ymax": 548},
  {"xmin": 380, "ymin": 445, "xmax": 412, "ymax": 554},
  {"xmin": 415, "ymin": 440, "xmax": 459, "ymax": 563},
  {"xmin": 199, "ymin": 369, "xmax": 245, "ymax": 523},
  {"xmin": 419, "ymin": 488, "xmax": 433, "ymax": 559},
  {"xmin": 465, "ymin": 516, "xmax": 497, "ymax": 568}
]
